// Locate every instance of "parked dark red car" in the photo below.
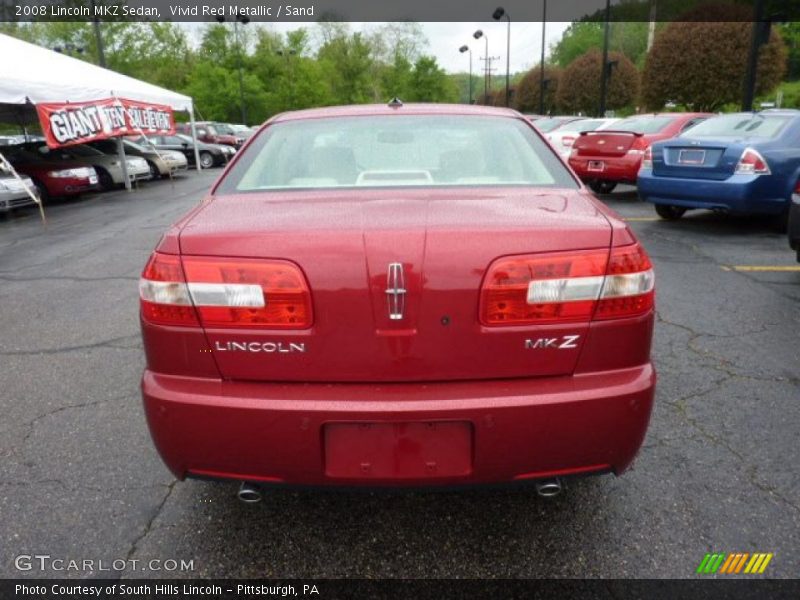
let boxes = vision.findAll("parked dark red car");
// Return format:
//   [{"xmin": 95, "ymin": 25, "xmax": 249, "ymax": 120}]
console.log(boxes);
[
  {"xmin": 3, "ymin": 145, "xmax": 98, "ymax": 201},
  {"xmin": 140, "ymin": 104, "xmax": 656, "ymax": 497},
  {"xmin": 176, "ymin": 122, "xmax": 244, "ymax": 148},
  {"xmin": 569, "ymin": 112, "xmax": 710, "ymax": 193}
]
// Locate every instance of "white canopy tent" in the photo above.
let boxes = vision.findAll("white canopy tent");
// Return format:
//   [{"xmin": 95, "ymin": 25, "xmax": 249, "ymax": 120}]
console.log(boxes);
[{"xmin": 0, "ymin": 33, "xmax": 202, "ymax": 178}]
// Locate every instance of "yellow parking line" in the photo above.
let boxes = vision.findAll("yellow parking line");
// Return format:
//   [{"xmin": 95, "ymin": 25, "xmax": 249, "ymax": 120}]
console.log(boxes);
[
  {"xmin": 624, "ymin": 217, "xmax": 660, "ymax": 222},
  {"xmin": 726, "ymin": 266, "xmax": 800, "ymax": 272}
]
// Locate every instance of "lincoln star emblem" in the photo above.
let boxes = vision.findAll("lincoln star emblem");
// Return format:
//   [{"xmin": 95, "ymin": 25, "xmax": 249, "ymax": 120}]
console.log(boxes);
[
  {"xmin": 385, "ymin": 262, "xmax": 406, "ymax": 320},
  {"xmin": 598, "ymin": 140, "xmax": 605, "ymax": 145}
]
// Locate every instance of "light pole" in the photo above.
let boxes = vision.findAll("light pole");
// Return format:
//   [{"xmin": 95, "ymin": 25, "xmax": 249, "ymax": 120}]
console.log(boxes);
[
  {"xmin": 459, "ymin": 45, "xmax": 473, "ymax": 104},
  {"xmin": 217, "ymin": 12, "xmax": 250, "ymax": 124},
  {"xmin": 540, "ymin": 0, "xmax": 547, "ymax": 115},
  {"xmin": 89, "ymin": 0, "xmax": 106, "ymax": 67},
  {"xmin": 492, "ymin": 7, "xmax": 511, "ymax": 107},
  {"xmin": 599, "ymin": 0, "xmax": 611, "ymax": 117},
  {"xmin": 473, "ymin": 30, "xmax": 489, "ymax": 104}
]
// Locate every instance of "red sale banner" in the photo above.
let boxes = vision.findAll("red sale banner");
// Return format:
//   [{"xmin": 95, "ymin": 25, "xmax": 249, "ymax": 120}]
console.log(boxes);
[{"xmin": 36, "ymin": 98, "xmax": 176, "ymax": 148}]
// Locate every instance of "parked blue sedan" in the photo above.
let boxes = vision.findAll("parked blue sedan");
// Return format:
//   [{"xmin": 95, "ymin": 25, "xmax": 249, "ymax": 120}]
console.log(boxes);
[{"xmin": 638, "ymin": 110, "xmax": 800, "ymax": 227}]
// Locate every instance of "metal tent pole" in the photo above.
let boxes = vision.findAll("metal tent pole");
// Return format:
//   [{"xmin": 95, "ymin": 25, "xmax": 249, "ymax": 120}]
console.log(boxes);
[{"xmin": 189, "ymin": 106, "xmax": 202, "ymax": 172}]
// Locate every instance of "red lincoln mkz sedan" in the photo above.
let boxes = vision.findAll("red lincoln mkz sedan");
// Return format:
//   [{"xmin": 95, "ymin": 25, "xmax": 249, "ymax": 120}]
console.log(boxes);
[{"xmin": 140, "ymin": 103, "xmax": 656, "ymax": 499}]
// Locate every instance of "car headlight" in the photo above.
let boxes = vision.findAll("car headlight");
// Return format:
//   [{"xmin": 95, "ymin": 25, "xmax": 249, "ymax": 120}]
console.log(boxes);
[
  {"xmin": 0, "ymin": 181, "xmax": 8, "ymax": 191},
  {"xmin": 49, "ymin": 168, "xmax": 94, "ymax": 178}
]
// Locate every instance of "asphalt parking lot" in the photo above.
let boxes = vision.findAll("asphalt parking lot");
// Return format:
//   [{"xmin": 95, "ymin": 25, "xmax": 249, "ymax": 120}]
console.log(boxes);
[{"xmin": 1, "ymin": 174, "xmax": 798, "ymax": 579}]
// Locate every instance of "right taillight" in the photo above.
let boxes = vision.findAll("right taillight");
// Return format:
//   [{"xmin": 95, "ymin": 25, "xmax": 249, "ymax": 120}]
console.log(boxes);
[
  {"xmin": 139, "ymin": 253, "xmax": 313, "ymax": 329},
  {"xmin": 479, "ymin": 243, "xmax": 654, "ymax": 326},
  {"xmin": 641, "ymin": 146, "xmax": 653, "ymax": 170},
  {"xmin": 735, "ymin": 148, "xmax": 770, "ymax": 175}
]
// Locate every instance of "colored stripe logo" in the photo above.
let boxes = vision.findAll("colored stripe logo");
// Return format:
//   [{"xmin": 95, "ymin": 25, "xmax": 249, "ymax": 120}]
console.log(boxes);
[{"xmin": 697, "ymin": 553, "xmax": 773, "ymax": 574}]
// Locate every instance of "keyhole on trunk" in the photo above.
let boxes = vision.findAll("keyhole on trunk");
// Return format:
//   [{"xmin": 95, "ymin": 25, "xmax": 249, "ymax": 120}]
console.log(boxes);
[{"xmin": 441, "ymin": 316, "xmax": 450, "ymax": 326}]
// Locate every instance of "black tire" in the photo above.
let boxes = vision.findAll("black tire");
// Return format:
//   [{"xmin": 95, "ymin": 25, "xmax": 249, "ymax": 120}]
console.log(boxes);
[
  {"xmin": 768, "ymin": 207, "xmax": 789, "ymax": 234},
  {"xmin": 655, "ymin": 204, "xmax": 687, "ymax": 220},
  {"xmin": 588, "ymin": 180, "xmax": 617, "ymax": 194},
  {"xmin": 31, "ymin": 178, "xmax": 49, "ymax": 203},
  {"xmin": 96, "ymin": 168, "xmax": 115, "ymax": 191},
  {"xmin": 146, "ymin": 160, "xmax": 160, "ymax": 180},
  {"xmin": 199, "ymin": 151, "xmax": 214, "ymax": 169}
]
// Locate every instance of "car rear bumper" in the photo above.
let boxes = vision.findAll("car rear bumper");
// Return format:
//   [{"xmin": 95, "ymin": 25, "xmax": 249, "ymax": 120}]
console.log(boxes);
[
  {"xmin": 569, "ymin": 153, "xmax": 642, "ymax": 184},
  {"xmin": 142, "ymin": 364, "xmax": 655, "ymax": 487},
  {"xmin": 638, "ymin": 171, "xmax": 787, "ymax": 215}
]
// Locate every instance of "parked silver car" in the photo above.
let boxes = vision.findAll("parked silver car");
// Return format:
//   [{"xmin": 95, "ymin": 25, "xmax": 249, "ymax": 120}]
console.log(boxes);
[
  {"xmin": 0, "ymin": 164, "xmax": 37, "ymax": 215},
  {"xmin": 89, "ymin": 139, "xmax": 188, "ymax": 179}
]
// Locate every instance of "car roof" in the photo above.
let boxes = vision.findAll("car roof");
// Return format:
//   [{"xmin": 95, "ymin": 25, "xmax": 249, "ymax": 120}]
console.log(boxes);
[{"xmin": 270, "ymin": 103, "xmax": 520, "ymax": 124}]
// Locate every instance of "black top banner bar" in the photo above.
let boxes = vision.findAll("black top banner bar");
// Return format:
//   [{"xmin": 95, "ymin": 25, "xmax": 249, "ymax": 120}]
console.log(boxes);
[{"xmin": 0, "ymin": 0, "xmax": 797, "ymax": 23}]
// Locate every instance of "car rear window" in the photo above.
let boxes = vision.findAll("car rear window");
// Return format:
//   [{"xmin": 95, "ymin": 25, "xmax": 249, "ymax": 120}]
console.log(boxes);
[
  {"xmin": 216, "ymin": 115, "xmax": 578, "ymax": 193},
  {"xmin": 534, "ymin": 118, "xmax": 577, "ymax": 133},
  {"xmin": 681, "ymin": 114, "xmax": 791, "ymax": 139},
  {"xmin": 611, "ymin": 116, "xmax": 675, "ymax": 134}
]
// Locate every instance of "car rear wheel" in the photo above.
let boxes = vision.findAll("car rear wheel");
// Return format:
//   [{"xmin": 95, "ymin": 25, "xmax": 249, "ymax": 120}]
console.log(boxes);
[
  {"xmin": 655, "ymin": 204, "xmax": 686, "ymax": 220},
  {"xmin": 199, "ymin": 151, "xmax": 214, "ymax": 169},
  {"xmin": 588, "ymin": 180, "xmax": 617, "ymax": 194}
]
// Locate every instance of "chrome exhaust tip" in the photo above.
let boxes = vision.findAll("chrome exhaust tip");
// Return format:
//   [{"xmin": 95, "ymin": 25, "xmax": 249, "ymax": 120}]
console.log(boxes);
[
  {"xmin": 237, "ymin": 481, "xmax": 262, "ymax": 504},
  {"xmin": 535, "ymin": 478, "xmax": 563, "ymax": 498}
]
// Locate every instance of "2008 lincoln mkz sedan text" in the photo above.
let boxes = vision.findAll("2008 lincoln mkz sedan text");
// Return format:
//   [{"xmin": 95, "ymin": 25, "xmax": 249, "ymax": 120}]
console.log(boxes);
[{"xmin": 139, "ymin": 103, "xmax": 656, "ymax": 498}]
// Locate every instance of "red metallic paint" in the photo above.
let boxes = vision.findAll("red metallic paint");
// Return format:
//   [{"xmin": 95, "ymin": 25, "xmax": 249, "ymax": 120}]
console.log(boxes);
[{"xmin": 140, "ymin": 104, "xmax": 656, "ymax": 488}]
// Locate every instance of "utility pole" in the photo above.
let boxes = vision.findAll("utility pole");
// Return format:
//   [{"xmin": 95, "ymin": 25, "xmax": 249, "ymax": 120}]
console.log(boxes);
[{"xmin": 480, "ymin": 56, "xmax": 500, "ymax": 104}]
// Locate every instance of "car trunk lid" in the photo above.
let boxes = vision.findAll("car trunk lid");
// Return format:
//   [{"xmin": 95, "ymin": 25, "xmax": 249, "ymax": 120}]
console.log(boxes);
[{"xmin": 178, "ymin": 188, "xmax": 613, "ymax": 383}]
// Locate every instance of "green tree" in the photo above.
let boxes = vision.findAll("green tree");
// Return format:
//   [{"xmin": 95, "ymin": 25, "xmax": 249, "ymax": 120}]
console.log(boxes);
[
  {"xmin": 557, "ymin": 49, "xmax": 639, "ymax": 115},
  {"xmin": 550, "ymin": 22, "xmax": 603, "ymax": 68},
  {"xmin": 778, "ymin": 23, "xmax": 800, "ymax": 81},
  {"xmin": 642, "ymin": 12, "xmax": 787, "ymax": 111},
  {"xmin": 514, "ymin": 65, "xmax": 561, "ymax": 114},
  {"xmin": 407, "ymin": 56, "xmax": 457, "ymax": 103},
  {"xmin": 317, "ymin": 31, "xmax": 377, "ymax": 104}
]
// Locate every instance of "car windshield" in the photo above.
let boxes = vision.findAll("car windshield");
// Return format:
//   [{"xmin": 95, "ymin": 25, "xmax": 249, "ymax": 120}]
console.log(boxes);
[
  {"xmin": 556, "ymin": 119, "xmax": 605, "ymax": 133},
  {"xmin": 535, "ymin": 118, "xmax": 578, "ymax": 133},
  {"xmin": 217, "ymin": 115, "xmax": 578, "ymax": 193},
  {"xmin": 612, "ymin": 116, "xmax": 675, "ymax": 134},
  {"xmin": 175, "ymin": 134, "xmax": 193, "ymax": 143},
  {"xmin": 124, "ymin": 140, "xmax": 149, "ymax": 152},
  {"xmin": 681, "ymin": 114, "xmax": 791, "ymax": 139},
  {"xmin": 214, "ymin": 123, "xmax": 235, "ymax": 135}
]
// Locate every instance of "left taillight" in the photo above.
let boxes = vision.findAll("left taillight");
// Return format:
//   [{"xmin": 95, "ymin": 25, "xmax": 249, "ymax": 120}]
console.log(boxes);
[
  {"xmin": 139, "ymin": 253, "xmax": 313, "ymax": 329},
  {"xmin": 479, "ymin": 243, "xmax": 654, "ymax": 326}
]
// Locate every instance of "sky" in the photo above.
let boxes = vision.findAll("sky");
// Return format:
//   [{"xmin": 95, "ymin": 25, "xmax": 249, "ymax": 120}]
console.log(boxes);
[{"xmin": 183, "ymin": 21, "xmax": 572, "ymax": 75}]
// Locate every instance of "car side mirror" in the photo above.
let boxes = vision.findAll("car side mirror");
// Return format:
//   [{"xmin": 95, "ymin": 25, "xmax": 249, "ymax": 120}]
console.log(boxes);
[{"xmin": 182, "ymin": 142, "xmax": 189, "ymax": 148}]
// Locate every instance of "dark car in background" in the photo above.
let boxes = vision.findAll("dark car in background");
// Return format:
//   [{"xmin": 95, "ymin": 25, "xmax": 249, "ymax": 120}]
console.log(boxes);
[
  {"xmin": 638, "ymin": 110, "xmax": 800, "ymax": 225},
  {"xmin": 3, "ymin": 145, "xmax": 98, "ymax": 201},
  {"xmin": 176, "ymin": 122, "xmax": 244, "ymax": 148},
  {"xmin": 569, "ymin": 113, "xmax": 710, "ymax": 193},
  {"xmin": 133, "ymin": 134, "xmax": 234, "ymax": 169}
]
